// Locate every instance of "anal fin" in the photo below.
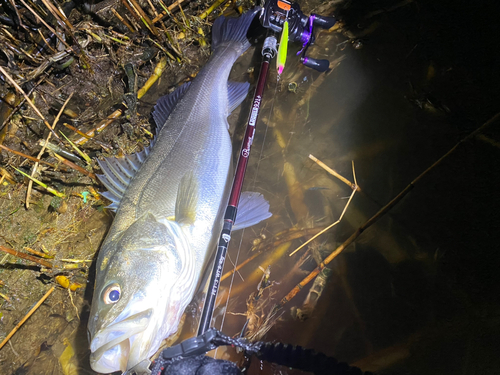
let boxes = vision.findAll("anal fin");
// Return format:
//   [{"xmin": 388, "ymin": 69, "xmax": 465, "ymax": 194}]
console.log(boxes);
[
  {"xmin": 227, "ymin": 81, "xmax": 250, "ymax": 114},
  {"xmin": 233, "ymin": 192, "xmax": 272, "ymax": 231}
]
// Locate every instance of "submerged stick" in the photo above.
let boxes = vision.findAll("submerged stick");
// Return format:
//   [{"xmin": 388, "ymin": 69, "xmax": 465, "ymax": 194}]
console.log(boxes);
[
  {"xmin": 276, "ymin": 111, "xmax": 500, "ymax": 310},
  {"xmin": 0, "ymin": 286, "xmax": 55, "ymax": 350},
  {"xmin": 309, "ymin": 154, "xmax": 360, "ymax": 191},
  {"xmin": 289, "ymin": 186, "xmax": 356, "ymax": 256},
  {"xmin": 221, "ymin": 227, "xmax": 327, "ymax": 281},
  {"xmin": 289, "ymin": 161, "xmax": 358, "ymax": 256}
]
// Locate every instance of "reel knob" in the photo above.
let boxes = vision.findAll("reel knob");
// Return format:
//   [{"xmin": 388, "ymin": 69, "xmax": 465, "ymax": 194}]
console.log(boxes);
[
  {"xmin": 312, "ymin": 14, "xmax": 336, "ymax": 29},
  {"xmin": 301, "ymin": 56, "xmax": 330, "ymax": 72}
]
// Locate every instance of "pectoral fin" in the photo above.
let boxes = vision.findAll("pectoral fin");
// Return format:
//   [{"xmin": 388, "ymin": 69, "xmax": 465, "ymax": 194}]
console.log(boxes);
[{"xmin": 175, "ymin": 173, "xmax": 198, "ymax": 225}]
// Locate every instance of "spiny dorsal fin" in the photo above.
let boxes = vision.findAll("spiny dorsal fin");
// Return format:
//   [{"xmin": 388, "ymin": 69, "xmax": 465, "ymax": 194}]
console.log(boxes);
[
  {"xmin": 97, "ymin": 143, "xmax": 153, "ymax": 212},
  {"xmin": 152, "ymin": 82, "xmax": 191, "ymax": 133},
  {"xmin": 175, "ymin": 172, "xmax": 198, "ymax": 225},
  {"xmin": 227, "ymin": 81, "xmax": 250, "ymax": 114}
]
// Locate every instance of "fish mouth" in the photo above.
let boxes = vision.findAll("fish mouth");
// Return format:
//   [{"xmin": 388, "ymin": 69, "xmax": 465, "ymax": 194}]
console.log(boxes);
[{"xmin": 90, "ymin": 308, "xmax": 153, "ymax": 373}]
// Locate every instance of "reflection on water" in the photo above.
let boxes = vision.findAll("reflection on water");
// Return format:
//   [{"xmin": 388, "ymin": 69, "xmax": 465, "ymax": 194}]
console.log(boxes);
[{"xmin": 200, "ymin": 1, "xmax": 500, "ymax": 374}]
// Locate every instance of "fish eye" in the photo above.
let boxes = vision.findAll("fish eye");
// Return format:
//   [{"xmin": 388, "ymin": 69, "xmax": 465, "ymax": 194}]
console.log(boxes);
[{"xmin": 102, "ymin": 283, "xmax": 121, "ymax": 304}]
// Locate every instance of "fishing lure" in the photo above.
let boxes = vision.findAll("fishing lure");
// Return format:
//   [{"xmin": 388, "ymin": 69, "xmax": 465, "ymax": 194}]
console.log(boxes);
[{"xmin": 277, "ymin": 15, "xmax": 289, "ymax": 76}]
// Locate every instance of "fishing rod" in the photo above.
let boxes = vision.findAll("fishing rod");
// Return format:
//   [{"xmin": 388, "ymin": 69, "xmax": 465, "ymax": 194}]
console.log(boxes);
[
  {"xmin": 145, "ymin": 2, "xmax": 339, "ymax": 373},
  {"xmin": 197, "ymin": 0, "xmax": 336, "ymax": 337}
]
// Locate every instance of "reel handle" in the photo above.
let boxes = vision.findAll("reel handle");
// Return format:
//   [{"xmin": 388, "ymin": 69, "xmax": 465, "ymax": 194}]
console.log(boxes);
[
  {"xmin": 301, "ymin": 56, "xmax": 330, "ymax": 72},
  {"xmin": 312, "ymin": 14, "xmax": 336, "ymax": 29}
]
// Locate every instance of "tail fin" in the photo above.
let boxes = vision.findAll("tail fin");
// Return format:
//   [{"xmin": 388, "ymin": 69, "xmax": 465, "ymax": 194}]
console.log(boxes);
[{"xmin": 211, "ymin": 7, "xmax": 261, "ymax": 54}]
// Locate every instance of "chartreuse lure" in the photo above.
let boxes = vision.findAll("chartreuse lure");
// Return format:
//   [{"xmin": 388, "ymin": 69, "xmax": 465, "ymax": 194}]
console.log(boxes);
[{"xmin": 277, "ymin": 16, "xmax": 289, "ymax": 76}]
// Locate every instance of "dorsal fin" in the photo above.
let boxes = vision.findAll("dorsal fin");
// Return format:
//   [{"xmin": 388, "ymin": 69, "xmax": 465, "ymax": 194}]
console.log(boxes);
[
  {"xmin": 152, "ymin": 82, "xmax": 191, "ymax": 133},
  {"xmin": 97, "ymin": 142, "xmax": 153, "ymax": 211},
  {"xmin": 227, "ymin": 81, "xmax": 250, "ymax": 114}
]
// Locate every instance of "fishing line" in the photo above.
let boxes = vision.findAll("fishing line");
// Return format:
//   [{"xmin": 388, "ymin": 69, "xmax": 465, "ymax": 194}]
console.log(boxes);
[{"xmin": 216, "ymin": 69, "xmax": 280, "ymax": 348}]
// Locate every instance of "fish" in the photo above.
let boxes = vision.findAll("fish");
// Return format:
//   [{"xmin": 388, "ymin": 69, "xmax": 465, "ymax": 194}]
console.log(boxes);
[{"xmin": 87, "ymin": 8, "xmax": 271, "ymax": 374}]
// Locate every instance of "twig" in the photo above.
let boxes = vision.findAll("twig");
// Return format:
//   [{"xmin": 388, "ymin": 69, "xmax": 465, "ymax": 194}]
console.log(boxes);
[
  {"xmin": 199, "ymin": 0, "xmax": 227, "ymax": 19},
  {"xmin": 0, "ymin": 245, "xmax": 54, "ymax": 268},
  {"xmin": 289, "ymin": 187, "xmax": 356, "ymax": 257},
  {"xmin": 61, "ymin": 123, "xmax": 113, "ymax": 150},
  {"xmin": 25, "ymin": 93, "xmax": 73, "ymax": 207},
  {"xmin": 0, "ymin": 65, "xmax": 61, "ymax": 142},
  {"xmin": 0, "ymin": 144, "xmax": 59, "ymax": 169},
  {"xmin": 0, "ymin": 168, "xmax": 16, "ymax": 184},
  {"xmin": 59, "ymin": 131, "xmax": 92, "ymax": 164},
  {"xmin": 39, "ymin": 0, "xmax": 93, "ymax": 73},
  {"xmin": 289, "ymin": 161, "xmax": 358, "ymax": 256},
  {"xmin": 24, "ymin": 247, "xmax": 54, "ymax": 259},
  {"xmin": 37, "ymin": 29, "xmax": 57, "ymax": 54},
  {"xmin": 145, "ymin": 0, "xmax": 159, "ymax": 18},
  {"xmin": 15, "ymin": 167, "xmax": 66, "ymax": 198},
  {"xmin": 0, "ymin": 286, "xmax": 55, "ymax": 350},
  {"xmin": 111, "ymin": 8, "xmax": 135, "ymax": 33},
  {"xmin": 19, "ymin": 0, "xmax": 76, "ymax": 56},
  {"xmin": 276, "ymin": 111, "xmax": 500, "ymax": 310},
  {"xmin": 125, "ymin": 0, "xmax": 157, "ymax": 35},
  {"xmin": 221, "ymin": 227, "xmax": 326, "ymax": 281},
  {"xmin": 52, "ymin": 153, "xmax": 97, "ymax": 180},
  {"xmin": 61, "ymin": 123, "xmax": 91, "ymax": 139},
  {"xmin": 40, "ymin": 0, "xmax": 76, "ymax": 33},
  {"xmin": 137, "ymin": 57, "xmax": 168, "ymax": 99},
  {"xmin": 8, "ymin": 0, "xmax": 24, "ymax": 29},
  {"xmin": 74, "ymin": 108, "xmax": 123, "ymax": 145},
  {"xmin": 0, "ymin": 92, "xmax": 16, "ymax": 139},
  {"xmin": 152, "ymin": 0, "xmax": 188, "ymax": 23},
  {"xmin": 309, "ymin": 154, "xmax": 360, "ymax": 191}
]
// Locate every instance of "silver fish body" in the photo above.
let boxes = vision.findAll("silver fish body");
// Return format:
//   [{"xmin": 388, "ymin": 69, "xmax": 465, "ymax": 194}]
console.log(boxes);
[{"xmin": 88, "ymin": 9, "xmax": 264, "ymax": 373}]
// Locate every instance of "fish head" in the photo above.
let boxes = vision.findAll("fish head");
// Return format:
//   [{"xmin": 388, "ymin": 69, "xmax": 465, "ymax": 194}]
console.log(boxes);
[{"xmin": 88, "ymin": 213, "xmax": 197, "ymax": 373}]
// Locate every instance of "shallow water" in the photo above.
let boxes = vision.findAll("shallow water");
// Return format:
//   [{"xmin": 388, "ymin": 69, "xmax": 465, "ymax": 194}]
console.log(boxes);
[{"xmin": 203, "ymin": 1, "xmax": 500, "ymax": 374}]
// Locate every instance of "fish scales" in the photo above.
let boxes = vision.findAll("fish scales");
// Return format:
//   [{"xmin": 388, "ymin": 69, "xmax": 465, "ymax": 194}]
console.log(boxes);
[
  {"xmin": 109, "ymin": 48, "xmax": 239, "ymax": 265},
  {"xmin": 88, "ymin": 8, "xmax": 266, "ymax": 374}
]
